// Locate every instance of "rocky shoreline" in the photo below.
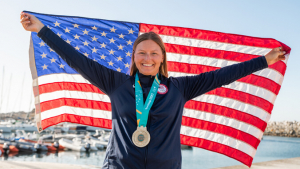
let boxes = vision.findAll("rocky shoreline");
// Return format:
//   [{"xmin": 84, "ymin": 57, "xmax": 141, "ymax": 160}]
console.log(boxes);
[{"xmin": 264, "ymin": 121, "xmax": 300, "ymax": 137}]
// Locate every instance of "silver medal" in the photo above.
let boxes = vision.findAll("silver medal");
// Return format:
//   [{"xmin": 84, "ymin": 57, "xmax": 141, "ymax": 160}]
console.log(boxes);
[{"xmin": 132, "ymin": 126, "xmax": 150, "ymax": 147}]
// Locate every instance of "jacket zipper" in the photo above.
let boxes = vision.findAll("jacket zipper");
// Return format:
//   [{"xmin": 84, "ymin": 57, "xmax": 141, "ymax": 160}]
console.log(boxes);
[{"xmin": 145, "ymin": 115, "xmax": 151, "ymax": 169}]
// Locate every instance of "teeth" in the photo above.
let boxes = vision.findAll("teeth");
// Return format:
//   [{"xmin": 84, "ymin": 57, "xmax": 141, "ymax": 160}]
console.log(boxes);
[{"xmin": 143, "ymin": 64, "xmax": 153, "ymax": 66}]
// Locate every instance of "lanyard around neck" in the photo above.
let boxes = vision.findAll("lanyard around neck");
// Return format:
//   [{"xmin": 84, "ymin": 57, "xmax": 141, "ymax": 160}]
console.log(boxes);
[{"xmin": 135, "ymin": 72, "xmax": 160, "ymax": 127}]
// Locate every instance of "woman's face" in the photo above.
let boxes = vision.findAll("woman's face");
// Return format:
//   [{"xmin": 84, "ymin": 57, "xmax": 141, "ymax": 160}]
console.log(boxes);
[{"xmin": 134, "ymin": 40, "xmax": 164, "ymax": 76}]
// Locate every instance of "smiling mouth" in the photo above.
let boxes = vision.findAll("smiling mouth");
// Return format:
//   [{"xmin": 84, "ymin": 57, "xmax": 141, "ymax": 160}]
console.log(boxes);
[{"xmin": 142, "ymin": 64, "xmax": 154, "ymax": 67}]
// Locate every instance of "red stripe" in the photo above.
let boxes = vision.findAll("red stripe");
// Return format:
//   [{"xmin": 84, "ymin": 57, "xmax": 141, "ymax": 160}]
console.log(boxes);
[
  {"xmin": 167, "ymin": 61, "xmax": 280, "ymax": 95},
  {"xmin": 184, "ymin": 100, "xmax": 267, "ymax": 131},
  {"xmin": 182, "ymin": 116, "xmax": 260, "ymax": 149},
  {"xmin": 180, "ymin": 134, "xmax": 253, "ymax": 167},
  {"xmin": 39, "ymin": 82, "xmax": 104, "ymax": 95},
  {"xmin": 207, "ymin": 88, "xmax": 274, "ymax": 113},
  {"xmin": 140, "ymin": 23, "xmax": 291, "ymax": 54},
  {"xmin": 165, "ymin": 43, "xmax": 286, "ymax": 76},
  {"xmin": 41, "ymin": 114, "xmax": 112, "ymax": 130},
  {"xmin": 40, "ymin": 98, "xmax": 112, "ymax": 112}
]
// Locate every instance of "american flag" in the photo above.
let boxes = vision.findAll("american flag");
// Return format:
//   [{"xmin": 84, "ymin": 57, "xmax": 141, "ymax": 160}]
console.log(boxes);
[{"xmin": 27, "ymin": 11, "xmax": 291, "ymax": 167}]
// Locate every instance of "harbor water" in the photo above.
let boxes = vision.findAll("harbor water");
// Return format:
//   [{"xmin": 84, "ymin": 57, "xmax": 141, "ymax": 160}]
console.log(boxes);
[{"xmin": 1, "ymin": 136, "xmax": 300, "ymax": 169}]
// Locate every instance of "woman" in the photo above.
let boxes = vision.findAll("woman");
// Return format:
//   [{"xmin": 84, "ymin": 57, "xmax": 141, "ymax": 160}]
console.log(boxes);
[{"xmin": 20, "ymin": 12, "xmax": 285, "ymax": 169}]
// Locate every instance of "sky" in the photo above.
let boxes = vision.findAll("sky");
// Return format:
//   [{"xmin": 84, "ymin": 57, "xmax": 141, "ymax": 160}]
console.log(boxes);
[{"xmin": 0, "ymin": 0, "xmax": 299, "ymax": 121}]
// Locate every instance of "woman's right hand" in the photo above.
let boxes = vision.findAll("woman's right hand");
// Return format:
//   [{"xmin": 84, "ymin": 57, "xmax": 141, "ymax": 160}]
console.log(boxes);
[{"xmin": 20, "ymin": 12, "xmax": 44, "ymax": 33}]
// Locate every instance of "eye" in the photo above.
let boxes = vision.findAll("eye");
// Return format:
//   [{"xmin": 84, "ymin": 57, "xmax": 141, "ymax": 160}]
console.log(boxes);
[{"xmin": 152, "ymin": 53, "xmax": 157, "ymax": 55}]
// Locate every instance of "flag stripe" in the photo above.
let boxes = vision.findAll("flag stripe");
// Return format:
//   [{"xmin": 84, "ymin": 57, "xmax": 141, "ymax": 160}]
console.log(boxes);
[
  {"xmin": 206, "ymin": 88, "xmax": 273, "ymax": 113},
  {"xmin": 169, "ymin": 72, "xmax": 277, "ymax": 104},
  {"xmin": 182, "ymin": 116, "xmax": 260, "ymax": 148},
  {"xmin": 41, "ymin": 113, "xmax": 112, "ymax": 130},
  {"xmin": 180, "ymin": 134, "xmax": 253, "ymax": 167},
  {"xmin": 40, "ymin": 98, "xmax": 111, "ymax": 112},
  {"xmin": 41, "ymin": 106, "xmax": 112, "ymax": 120},
  {"xmin": 168, "ymin": 62, "xmax": 281, "ymax": 95},
  {"xmin": 184, "ymin": 100, "xmax": 267, "ymax": 131},
  {"xmin": 140, "ymin": 23, "xmax": 283, "ymax": 49},
  {"xmin": 180, "ymin": 125, "xmax": 256, "ymax": 157},
  {"xmin": 182, "ymin": 110, "xmax": 263, "ymax": 141},
  {"xmin": 192, "ymin": 94, "xmax": 270, "ymax": 122},
  {"xmin": 38, "ymin": 90, "xmax": 111, "ymax": 103},
  {"xmin": 166, "ymin": 52, "xmax": 284, "ymax": 84},
  {"xmin": 164, "ymin": 43, "xmax": 287, "ymax": 75},
  {"xmin": 39, "ymin": 82, "xmax": 103, "ymax": 95},
  {"xmin": 140, "ymin": 32, "xmax": 272, "ymax": 57}
]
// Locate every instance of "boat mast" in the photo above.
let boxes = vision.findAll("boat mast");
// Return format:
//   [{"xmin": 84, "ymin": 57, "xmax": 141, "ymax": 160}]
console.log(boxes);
[{"xmin": 0, "ymin": 66, "xmax": 4, "ymax": 114}]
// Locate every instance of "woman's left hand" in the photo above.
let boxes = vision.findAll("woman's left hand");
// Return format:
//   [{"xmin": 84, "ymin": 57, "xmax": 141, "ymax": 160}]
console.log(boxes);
[{"xmin": 265, "ymin": 47, "xmax": 286, "ymax": 66}]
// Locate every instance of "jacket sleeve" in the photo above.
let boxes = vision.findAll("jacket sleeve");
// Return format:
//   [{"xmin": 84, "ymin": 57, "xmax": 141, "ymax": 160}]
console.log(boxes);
[
  {"xmin": 37, "ymin": 26, "xmax": 128, "ymax": 96},
  {"xmin": 171, "ymin": 56, "xmax": 269, "ymax": 101}
]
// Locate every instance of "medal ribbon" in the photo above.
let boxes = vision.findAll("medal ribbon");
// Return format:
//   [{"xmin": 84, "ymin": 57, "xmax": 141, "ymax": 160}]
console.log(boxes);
[{"xmin": 135, "ymin": 72, "xmax": 160, "ymax": 127}]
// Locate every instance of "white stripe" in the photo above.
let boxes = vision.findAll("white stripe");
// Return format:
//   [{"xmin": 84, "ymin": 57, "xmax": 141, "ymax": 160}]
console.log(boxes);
[
  {"xmin": 140, "ymin": 32, "xmax": 273, "ymax": 59},
  {"xmin": 41, "ymin": 106, "xmax": 112, "ymax": 121},
  {"xmin": 183, "ymin": 109, "xmax": 264, "ymax": 140},
  {"xmin": 191, "ymin": 94, "xmax": 271, "ymax": 122},
  {"xmin": 169, "ymin": 71, "xmax": 277, "ymax": 104},
  {"xmin": 167, "ymin": 52, "xmax": 283, "ymax": 84},
  {"xmin": 34, "ymin": 73, "xmax": 90, "ymax": 86},
  {"xmin": 180, "ymin": 126, "xmax": 257, "ymax": 157},
  {"xmin": 39, "ymin": 90, "xmax": 110, "ymax": 103}
]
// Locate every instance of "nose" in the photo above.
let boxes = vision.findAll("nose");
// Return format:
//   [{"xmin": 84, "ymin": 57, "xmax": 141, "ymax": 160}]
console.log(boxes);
[{"xmin": 144, "ymin": 53, "xmax": 151, "ymax": 61}]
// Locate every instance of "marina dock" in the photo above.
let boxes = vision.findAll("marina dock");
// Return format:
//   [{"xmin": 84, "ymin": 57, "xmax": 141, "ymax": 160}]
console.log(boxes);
[
  {"xmin": 214, "ymin": 157, "xmax": 300, "ymax": 169},
  {"xmin": 0, "ymin": 161, "xmax": 101, "ymax": 169}
]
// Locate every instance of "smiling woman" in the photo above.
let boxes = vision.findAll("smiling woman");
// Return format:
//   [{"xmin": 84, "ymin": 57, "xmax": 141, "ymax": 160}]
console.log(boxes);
[
  {"xmin": 130, "ymin": 32, "xmax": 168, "ymax": 77},
  {"xmin": 20, "ymin": 11, "xmax": 287, "ymax": 169}
]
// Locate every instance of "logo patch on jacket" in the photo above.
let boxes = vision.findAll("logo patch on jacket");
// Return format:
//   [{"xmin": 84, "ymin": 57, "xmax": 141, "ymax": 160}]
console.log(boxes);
[{"xmin": 157, "ymin": 84, "xmax": 168, "ymax": 94}]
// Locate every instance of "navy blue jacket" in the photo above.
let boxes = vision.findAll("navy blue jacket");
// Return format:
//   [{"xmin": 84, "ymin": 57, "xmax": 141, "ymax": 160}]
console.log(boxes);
[{"xmin": 38, "ymin": 26, "xmax": 268, "ymax": 169}]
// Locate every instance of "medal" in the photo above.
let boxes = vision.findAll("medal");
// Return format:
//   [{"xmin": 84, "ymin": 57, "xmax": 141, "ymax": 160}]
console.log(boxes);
[
  {"xmin": 132, "ymin": 126, "xmax": 150, "ymax": 147},
  {"xmin": 133, "ymin": 72, "xmax": 160, "ymax": 147}
]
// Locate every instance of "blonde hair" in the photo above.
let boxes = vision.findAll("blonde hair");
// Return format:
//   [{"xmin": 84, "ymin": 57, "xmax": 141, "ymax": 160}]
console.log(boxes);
[{"xmin": 129, "ymin": 32, "xmax": 168, "ymax": 77}]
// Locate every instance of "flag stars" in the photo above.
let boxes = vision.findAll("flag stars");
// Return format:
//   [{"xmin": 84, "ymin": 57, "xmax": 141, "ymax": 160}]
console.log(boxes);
[
  {"xmin": 59, "ymin": 64, "xmax": 65, "ymax": 69},
  {"xmin": 41, "ymin": 53, "xmax": 47, "ymax": 58},
  {"xmin": 50, "ymin": 58, "xmax": 56, "ymax": 63},
  {"xmin": 39, "ymin": 41, "xmax": 45, "ymax": 47},
  {"xmin": 101, "ymin": 31, "xmax": 107, "ymax": 37},
  {"xmin": 83, "ymin": 41, "xmax": 89, "ymax": 46},
  {"xmin": 126, "ymin": 51, "xmax": 131, "ymax": 57},
  {"xmin": 110, "ymin": 27, "xmax": 116, "ymax": 32},
  {"xmin": 64, "ymin": 28, "xmax": 71, "ymax": 33},
  {"xmin": 84, "ymin": 52, "xmax": 89, "ymax": 57},
  {"xmin": 42, "ymin": 64, "xmax": 48, "ymax": 70},
  {"xmin": 92, "ymin": 47, "xmax": 98, "ymax": 53},
  {"xmin": 74, "ymin": 34, "xmax": 80, "ymax": 39},
  {"xmin": 109, "ymin": 49, "xmax": 115, "ymax": 55},
  {"xmin": 124, "ymin": 63, "xmax": 130, "ymax": 68},
  {"xmin": 92, "ymin": 36, "xmax": 98, "ymax": 41},
  {"xmin": 100, "ymin": 43, "xmax": 106, "ymax": 48},
  {"xmin": 74, "ymin": 46, "xmax": 80, "ymax": 50},
  {"xmin": 108, "ymin": 61, "xmax": 114, "ymax": 66},
  {"xmin": 65, "ymin": 39, "xmax": 71, "ymax": 44},
  {"xmin": 57, "ymin": 32, "xmax": 62, "ymax": 37},
  {"xmin": 117, "ymin": 56, "xmax": 123, "ymax": 61},
  {"xmin": 47, "ymin": 25, "xmax": 52, "ymax": 29},
  {"xmin": 128, "ymin": 28, "xmax": 134, "ymax": 34},
  {"xmin": 83, "ymin": 29, "xmax": 89, "ymax": 35},
  {"xmin": 118, "ymin": 44, "xmax": 124, "ymax": 50},
  {"xmin": 116, "ymin": 67, "xmax": 122, "ymax": 72},
  {"xmin": 73, "ymin": 24, "xmax": 79, "ymax": 28},
  {"xmin": 93, "ymin": 58, "xmax": 97, "ymax": 62},
  {"xmin": 109, "ymin": 38, "xmax": 116, "ymax": 43},
  {"xmin": 127, "ymin": 40, "xmax": 133, "ymax": 45},
  {"xmin": 100, "ymin": 54, "xmax": 106, "ymax": 60},
  {"xmin": 91, "ymin": 26, "xmax": 97, "ymax": 30},
  {"xmin": 118, "ymin": 34, "xmax": 125, "ymax": 39},
  {"xmin": 54, "ymin": 21, "xmax": 61, "ymax": 27},
  {"xmin": 49, "ymin": 48, "xmax": 54, "ymax": 52}
]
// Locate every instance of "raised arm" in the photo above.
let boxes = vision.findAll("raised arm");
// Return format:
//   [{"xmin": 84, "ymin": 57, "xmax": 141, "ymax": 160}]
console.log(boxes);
[
  {"xmin": 21, "ymin": 12, "xmax": 128, "ymax": 95},
  {"xmin": 172, "ymin": 47, "xmax": 286, "ymax": 101}
]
